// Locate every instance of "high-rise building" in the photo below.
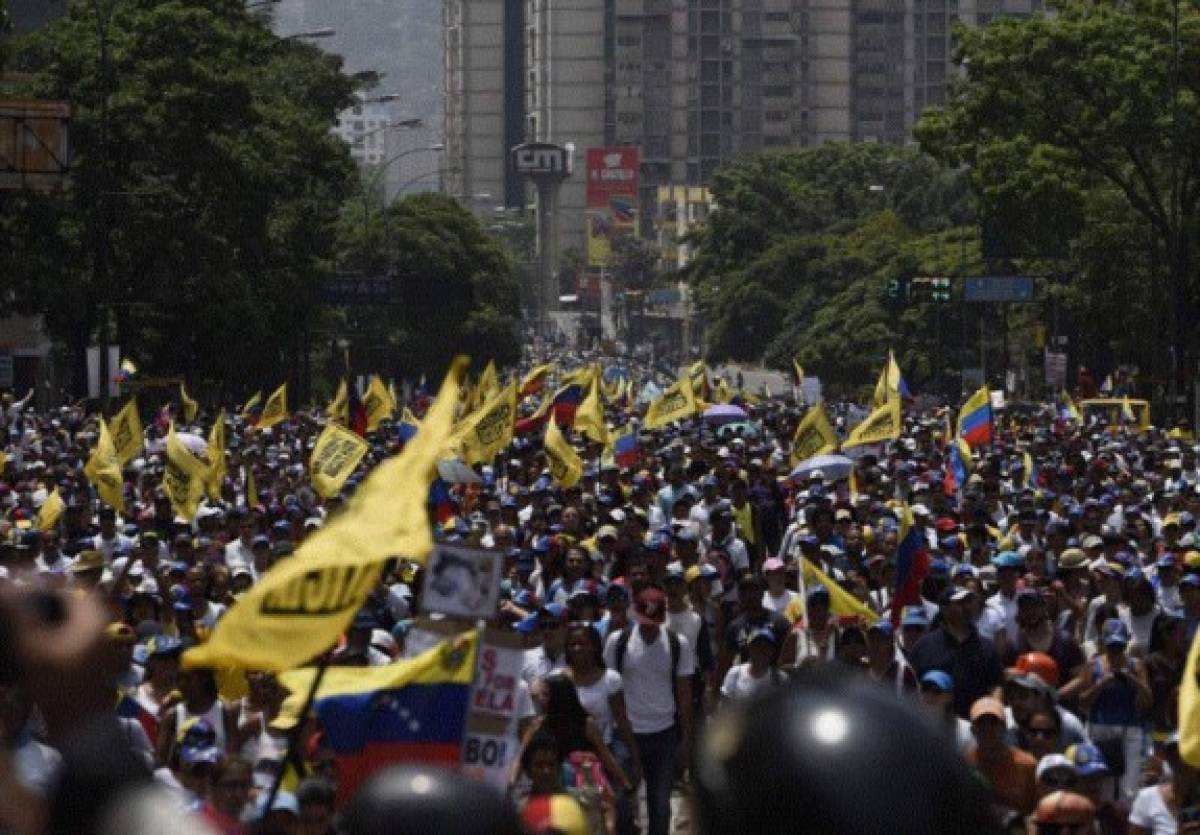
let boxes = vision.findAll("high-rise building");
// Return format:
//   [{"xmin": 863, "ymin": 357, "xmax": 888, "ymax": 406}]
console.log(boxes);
[{"xmin": 334, "ymin": 94, "xmax": 391, "ymax": 167}]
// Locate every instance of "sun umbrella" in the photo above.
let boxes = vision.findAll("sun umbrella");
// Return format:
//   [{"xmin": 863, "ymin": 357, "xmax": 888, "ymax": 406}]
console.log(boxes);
[
  {"xmin": 703, "ymin": 404, "xmax": 749, "ymax": 424},
  {"xmin": 789, "ymin": 453, "xmax": 854, "ymax": 481}
]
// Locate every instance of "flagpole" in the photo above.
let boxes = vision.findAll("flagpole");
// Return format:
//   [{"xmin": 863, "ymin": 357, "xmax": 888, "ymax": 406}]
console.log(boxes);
[{"xmin": 265, "ymin": 657, "xmax": 330, "ymax": 812}]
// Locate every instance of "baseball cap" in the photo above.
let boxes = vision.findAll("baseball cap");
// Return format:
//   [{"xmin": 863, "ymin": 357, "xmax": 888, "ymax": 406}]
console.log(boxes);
[
  {"xmin": 762, "ymin": 557, "xmax": 786, "ymax": 573},
  {"xmin": 1058, "ymin": 548, "xmax": 1088, "ymax": 570},
  {"xmin": 747, "ymin": 626, "xmax": 778, "ymax": 646},
  {"xmin": 992, "ymin": 550, "xmax": 1023, "ymax": 570},
  {"xmin": 1101, "ymin": 618, "xmax": 1131, "ymax": 647},
  {"xmin": 867, "ymin": 620, "xmax": 894, "ymax": 638},
  {"xmin": 901, "ymin": 606, "xmax": 930, "ymax": 628},
  {"xmin": 1063, "ymin": 743, "xmax": 1110, "ymax": 777},
  {"xmin": 969, "ymin": 696, "xmax": 1006, "ymax": 723},
  {"xmin": 940, "ymin": 587, "xmax": 972, "ymax": 606},
  {"xmin": 1035, "ymin": 755, "xmax": 1078, "ymax": 783},
  {"xmin": 1008, "ymin": 652, "xmax": 1060, "ymax": 687},
  {"xmin": 146, "ymin": 635, "xmax": 184, "ymax": 658},
  {"xmin": 920, "ymin": 670, "xmax": 953, "ymax": 692}
]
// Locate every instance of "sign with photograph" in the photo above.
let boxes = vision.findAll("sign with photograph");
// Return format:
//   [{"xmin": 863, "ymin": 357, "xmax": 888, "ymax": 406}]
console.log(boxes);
[{"xmin": 421, "ymin": 544, "xmax": 503, "ymax": 619}]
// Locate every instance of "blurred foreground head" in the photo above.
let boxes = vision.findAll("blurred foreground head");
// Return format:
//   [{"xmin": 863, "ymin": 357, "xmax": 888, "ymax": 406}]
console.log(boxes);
[
  {"xmin": 340, "ymin": 764, "xmax": 523, "ymax": 835},
  {"xmin": 693, "ymin": 665, "xmax": 1001, "ymax": 835}
]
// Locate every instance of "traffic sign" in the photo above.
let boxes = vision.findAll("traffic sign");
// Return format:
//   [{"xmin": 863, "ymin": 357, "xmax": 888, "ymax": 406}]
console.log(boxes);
[
  {"xmin": 963, "ymin": 276, "xmax": 1035, "ymax": 303},
  {"xmin": 910, "ymin": 276, "xmax": 953, "ymax": 303}
]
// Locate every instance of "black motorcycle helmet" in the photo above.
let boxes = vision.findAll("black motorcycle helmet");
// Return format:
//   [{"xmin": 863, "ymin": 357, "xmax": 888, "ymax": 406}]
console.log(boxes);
[
  {"xmin": 340, "ymin": 764, "xmax": 523, "ymax": 835},
  {"xmin": 693, "ymin": 665, "xmax": 1001, "ymax": 835}
]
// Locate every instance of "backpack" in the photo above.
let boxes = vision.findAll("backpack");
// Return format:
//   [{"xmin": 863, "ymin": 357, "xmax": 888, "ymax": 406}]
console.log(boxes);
[{"xmin": 614, "ymin": 627, "xmax": 682, "ymax": 690}]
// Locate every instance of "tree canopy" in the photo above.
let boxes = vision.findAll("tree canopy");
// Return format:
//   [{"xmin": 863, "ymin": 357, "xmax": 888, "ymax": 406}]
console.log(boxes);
[{"xmin": 1, "ymin": 0, "xmax": 357, "ymax": 401}]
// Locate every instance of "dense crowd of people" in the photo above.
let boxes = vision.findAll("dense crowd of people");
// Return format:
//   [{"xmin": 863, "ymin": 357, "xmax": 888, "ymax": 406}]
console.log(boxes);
[{"xmin": 1, "ymin": 352, "xmax": 1199, "ymax": 834}]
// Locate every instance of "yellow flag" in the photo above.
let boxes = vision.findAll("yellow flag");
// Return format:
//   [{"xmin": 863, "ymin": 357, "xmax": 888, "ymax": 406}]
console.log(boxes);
[
  {"xmin": 36, "ymin": 488, "xmax": 64, "ymax": 532},
  {"xmin": 1181, "ymin": 631, "xmax": 1200, "ymax": 767},
  {"xmin": 574, "ymin": 369, "xmax": 608, "ymax": 446},
  {"xmin": 714, "ymin": 378, "xmax": 733, "ymax": 405},
  {"xmin": 451, "ymin": 380, "xmax": 517, "ymax": 465},
  {"xmin": 872, "ymin": 350, "xmax": 905, "ymax": 407},
  {"xmin": 789, "ymin": 403, "xmax": 839, "ymax": 466},
  {"xmin": 207, "ymin": 410, "xmax": 227, "ymax": 501},
  {"xmin": 644, "ymin": 374, "xmax": 699, "ymax": 430},
  {"xmin": 784, "ymin": 558, "xmax": 880, "ymax": 626},
  {"xmin": 180, "ymin": 383, "xmax": 198, "ymax": 423},
  {"xmin": 310, "ymin": 422, "xmax": 370, "ymax": 499},
  {"xmin": 544, "ymin": 413, "xmax": 583, "ymax": 488},
  {"xmin": 363, "ymin": 376, "xmax": 396, "ymax": 432},
  {"xmin": 1023, "ymin": 450, "xmax": 1034, "ymax": 489},
  {"xmin": 688, "ymin": 360, "xmax": 709, "ymax": 399},
  {"xmin": 109, "ymin": 399, "xmax": 143, "ymax": 466},
  {"xmin": 240, "ymin": 391, "xmax": 262, "ymax": 421},
  {"xmin": 246, "ymin": 465, "xmax": 258, "ymax": 508},
  {"xmin": 478, "ymin": 360, "xmax": 499, "ymax": 399},
  {"xmin": 0, "ymin": 448, "xmax": 6, "ymax": 475},
  {"xmin": 793, "ymin": 358, "xmax": 805, "ymax": 386},
  {"xmin": 182, "ymin": 358, "xmax": 465, "ymax": 672},
  {"xmin": 327, "ymin": 379, "xmax": 349, "ymax": 424},
  {"xmin": 84, "ymin": 420, "xmax": 125, "ymax": 512},
  {"xmin": 164, "ymin": 423, "xmax": 209, "ymax": 521},
  {"xmin": 844, "ymin": 397, "xmax": 902, "ymax": 448},
  {"xmin": 258, "ymin": 383, "xmax": 288, "ymax": 430}
]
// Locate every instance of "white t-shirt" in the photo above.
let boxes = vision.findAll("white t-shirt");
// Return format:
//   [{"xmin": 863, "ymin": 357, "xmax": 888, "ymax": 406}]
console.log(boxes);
[
  {"xmin": 1128, "ymin": 784, "xmax": 1177, "ymax": 835},
  {"xmin": 521, "ymin": 645, "xmax": 566, "ymax": 687},
  {"xmin": 94, "ymin": 532, "xmax": 134, "ymax": 561},
  {"xmin": 603, "ymin": 626, "xmax": 696, "ymax": 735},
  {"xmin": 575, "ymin": 669, "xmax": 623, "ymax": 743},
  {"xmin": 762, "ymin": 589, "xmax": 797, "ymax": 615},
  {"xmin": 720, "ymin": 663, "xmax": 777, "ymax": 702},
  {"xmin": 987, "ymin": 591, "xmax": 1019, "ymax": 644}
]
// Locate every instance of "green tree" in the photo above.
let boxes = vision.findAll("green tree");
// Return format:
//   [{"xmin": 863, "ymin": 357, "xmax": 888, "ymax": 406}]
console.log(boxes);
[
  {"xmin": 1, "ymin": 0, "xmax": 356, "ymax": 402},
  {"xmin": 337, "ymin": 192, "xmax": 522, "ymax": 378},
  {"xmin": 917, "ymin": 0, "xmax": 1200, "ymax": 403},
  {"xmin": 683, "ymin": 143, "xmax": 972, "ymax": 393}
]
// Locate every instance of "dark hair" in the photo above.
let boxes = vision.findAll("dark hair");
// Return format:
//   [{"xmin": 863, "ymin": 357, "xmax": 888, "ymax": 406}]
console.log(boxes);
[
  {"xmin": 296, "ymin": 776, "xmax": 336, "ymax": 808},
  {"xmin": 1149, "ymin": 611, "xmax": 1184, "ymax": 655},
  {"xmin": 521, "ymin": 729, "xmax": 562, "ymax": 775},
  {"xmin": 542, "ymin": 674, "xmax": 590, "ymax": 744}
]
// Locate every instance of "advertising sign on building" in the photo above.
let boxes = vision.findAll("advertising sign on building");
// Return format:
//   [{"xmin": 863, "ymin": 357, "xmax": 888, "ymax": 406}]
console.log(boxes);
[{"xmin": 586, "ymin": 146, "xmax": 639, "ymax": 267}]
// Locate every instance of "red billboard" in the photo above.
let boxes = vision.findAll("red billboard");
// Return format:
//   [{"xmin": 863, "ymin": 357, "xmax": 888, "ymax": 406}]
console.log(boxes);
[{"xmin": 585, "ymin": 146, "xmax": 639, "ymax": 267}]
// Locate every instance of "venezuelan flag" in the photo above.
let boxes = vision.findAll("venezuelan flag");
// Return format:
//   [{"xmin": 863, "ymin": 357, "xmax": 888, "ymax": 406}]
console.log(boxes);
[
  {"xmin": 943, "ymin": 438, "xmax": 970, "ymax": 496},
  {"xmin": 280, "ymin": 633, "xmax": 477, "ymax": 804},
  {"xmin": 892, "ymin": 505, "xmax": 930, "ymax": 627},
  {"xmin": 957, "ymin": 386, "xmax": 992, "ymax": 449},
  {"xmin": 117, "ymin": 693, "xmax": 159, "ymax": 745},
  {"xmin": 613, "ymin": 425, "xmax": 640, "ymax": 469},
  {"xmin": 428, "ymin": 477, "xmax": 458, "ymax": 525}
]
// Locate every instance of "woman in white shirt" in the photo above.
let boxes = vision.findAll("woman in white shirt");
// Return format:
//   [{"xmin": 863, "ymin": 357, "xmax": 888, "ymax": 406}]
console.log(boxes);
[
  {"xmin": 721, "ymin": 627, "xmax": 784, "ymax": 702},
  {"xmin": 761, "ymin": 556, "xmax": 796, "ymax": 614}
]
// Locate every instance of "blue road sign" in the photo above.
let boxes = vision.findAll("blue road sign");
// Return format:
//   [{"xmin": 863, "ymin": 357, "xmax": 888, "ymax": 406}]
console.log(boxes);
[{"xmin": 963, "ymin": 275, "xmax": 1035, "ymax": 303}]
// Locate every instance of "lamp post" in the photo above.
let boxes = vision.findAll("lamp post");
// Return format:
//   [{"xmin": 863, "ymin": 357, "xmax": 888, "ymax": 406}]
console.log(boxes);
[{"xmin": 360, "ymin": 144, "xmax": 444, "ymax": 227}]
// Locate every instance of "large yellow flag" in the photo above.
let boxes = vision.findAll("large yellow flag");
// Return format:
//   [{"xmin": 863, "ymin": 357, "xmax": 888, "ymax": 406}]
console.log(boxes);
[
  {"xmin": 544, "ymin": 414, "xmax": 583, "ymax": 488},
  {"xmin": 180, "ymin": 383, "xmax": 198, "ymax": 423},
  {"xmin": 644, "ymin": 374, "xmax": 699, "ymax": 430},
  {"xmin": 206, "ymin": 410, "xmax": 227, "ymax": 501},
  {"xmin": 84, "ymin": 420, "xmax": 125, "ymax": 512},
  {"xmin": 363, "ymin": 376, "xmax": 395, "ymax": 432},
  {"xmin": 844, "ymin": 397, "xmax": 902, "ymax": 448},
  {"xmin": 327, "ymin": 379, "xmax": 349, "ymax": 424},
  {"xmin": 310, "ymin": 422, "xmax": 370, "ymax": 499},
  {"xmin": 784, "ymin": 558, "xmax": 880, "ymax": 626},
  {"xmin": 109, "ymin": 399, "xmax": 143, "ymax": 466},
  {"xmin": 574, "ymin": 369, "xmax": 608, "ymax": 446},
  {"xmin": 872, "ymin": 350, "xmax": 905, "ymax": 407},
  {"xmin": 258, "ymin": 383, "xmax": 288, "ymax": 430},
  {"xmin": 0, "ymin": 448, "xmax": 7, "ymax": 475},
  {"xmin": 36, "ymin": 488, "xmax": 64, "ymax": 532},
  {"xmin": 789, "ymin": 403, "xmax": 839, "ymax": 466},
  {"xmin": 452, "ymin": 380, "xmax": 516, "ymax": 465},
  {"xmin": 182, "ymin": 358, "xmax": 465, "ymax": 672},
  {"xmin": 713, "ymin": 378, "xmax": 733, "ymax": 405},
  {"xmin": 164, "ymin": 423, "xmax": 209, "ymax": 521}
]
